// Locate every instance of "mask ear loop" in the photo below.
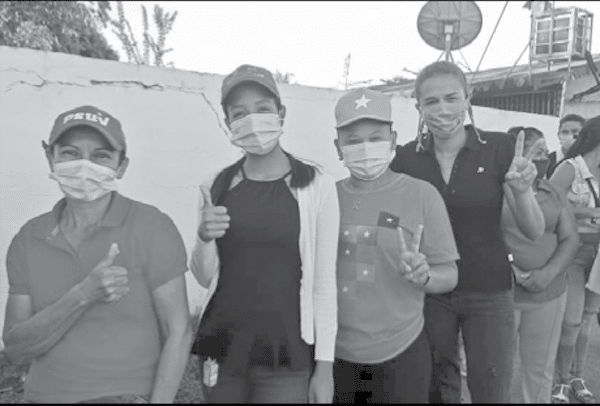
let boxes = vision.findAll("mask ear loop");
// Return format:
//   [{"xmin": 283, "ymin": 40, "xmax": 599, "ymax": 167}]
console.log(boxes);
[
  {"xmin": 467, "ymin": 104, "xmax": 487, "ymax": 145},
  {"xmin": 416, "ymin": 114, "xmax": 426, "ymax": 152}
]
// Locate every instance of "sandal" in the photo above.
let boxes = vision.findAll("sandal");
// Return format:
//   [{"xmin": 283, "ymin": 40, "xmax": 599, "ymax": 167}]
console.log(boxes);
[
  {"xmin": 570, "ymin": 378, "xmax": 597, "ymax": 404},
  {"xmin": 551, "ymin": 384, "xmax": 570, "ymax": 404}
]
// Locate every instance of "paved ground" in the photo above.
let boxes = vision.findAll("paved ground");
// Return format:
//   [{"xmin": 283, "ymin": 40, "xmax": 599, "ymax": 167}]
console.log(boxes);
[{"xmin": 461, "ymin": 319, "xmax": 600, "ymax": 403}]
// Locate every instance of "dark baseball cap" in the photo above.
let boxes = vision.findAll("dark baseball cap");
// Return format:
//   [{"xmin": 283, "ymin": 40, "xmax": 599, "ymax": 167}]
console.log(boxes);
[
  {"xmin": 48, "ymin": 105, "xmax": 126, "ymax": 151},
  {"xmin": 221, "ymin": 64, "xmax": 281, "ymax": 105}
]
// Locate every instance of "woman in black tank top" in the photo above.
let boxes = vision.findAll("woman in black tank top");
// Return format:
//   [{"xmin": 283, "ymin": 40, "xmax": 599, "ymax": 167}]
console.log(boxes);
[{"xmin": 189, "ymin": 64, "xmax": 337, "ymax": 404}]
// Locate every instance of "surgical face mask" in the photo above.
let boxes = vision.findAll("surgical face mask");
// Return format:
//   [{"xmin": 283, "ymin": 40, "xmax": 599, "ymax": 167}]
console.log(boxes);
[
  {"xmin": 49, "ymin": 159, "xmax": 118, "ymax": 202},
  {"xmin": 558, "ymin": 134, "xmax": 576, "ymax": 152},
  {"xmin": 341, "ymin": 141, "xmax": 393, "ymax": 181},
  {"xmin": 533, "ymin": 158, "xmax": 550, "ymax": 180},
  {"xmin": 228, "ymin": 113, "xmax": 283, "ymax": 155},
  {"xmin": 421, "ymin": 101, "xmax": 467, "ymax": 137}
]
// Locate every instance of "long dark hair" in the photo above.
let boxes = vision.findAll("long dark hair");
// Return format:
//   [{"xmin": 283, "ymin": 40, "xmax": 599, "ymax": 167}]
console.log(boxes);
[
  {"xmin": 563, "ymin": 115, "xmax": 600, "ymax": 160},
  {"xmin": 209, "ymin": 151, "xmax": 317, "ymax": 205}
]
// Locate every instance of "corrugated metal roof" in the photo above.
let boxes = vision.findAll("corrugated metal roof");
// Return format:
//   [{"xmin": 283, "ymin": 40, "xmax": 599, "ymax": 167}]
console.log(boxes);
[{"xmin": 371, "ymin": 53, "xmax": 600, "ymax": 98}]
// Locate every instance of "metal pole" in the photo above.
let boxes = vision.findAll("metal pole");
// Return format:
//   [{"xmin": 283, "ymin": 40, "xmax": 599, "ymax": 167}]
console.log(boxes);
[
  {"xmin": 502, "ymin": 40, "xmax": 532, "ymax": 86},
  {"xmin": 471, "ymin": 1, "xmax": 509, "ymax": 84},
  {"xmin": 528, "ymin": 5, "xmax": 534, "ymax": 84}
]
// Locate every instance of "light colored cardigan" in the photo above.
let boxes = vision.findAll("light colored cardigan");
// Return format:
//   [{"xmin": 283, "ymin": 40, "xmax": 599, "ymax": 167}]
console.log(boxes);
[{"xmin": 189, "ymin": 166, "xmax": 339, "ymax": 362}]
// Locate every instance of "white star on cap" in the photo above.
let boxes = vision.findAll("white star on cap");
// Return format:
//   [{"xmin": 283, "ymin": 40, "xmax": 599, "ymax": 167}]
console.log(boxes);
[
  {"xmin": 344, "ymin": 249, "xmax": 351, "ymax": 255},
  {"xmin": 364, "ymin": 231, "xmax": 371, "ymax": 238},
  {"xmin": 355, "ymin": 94, "xmax": 371, "ymax": 110},
  {"xmin": 343, "ymin": 286, "xmax": 349, "ymax": 293},
  {"xmin": 344, "ymin": 230, "xmax": 350, "ymax": 236},
  {"xmin": 363, "ymin": 270, "xmax": 369, "ymax": 276}
]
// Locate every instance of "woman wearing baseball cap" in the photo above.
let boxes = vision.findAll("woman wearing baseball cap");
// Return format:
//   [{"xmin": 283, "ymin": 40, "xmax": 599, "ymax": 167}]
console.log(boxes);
[
  {"xmin": 2, "ymin": 106, "xmax": 193, "ymax": 403},
  {"xmin": 189, "ymin": 65, "xmax": 339, "ymax": 403}
]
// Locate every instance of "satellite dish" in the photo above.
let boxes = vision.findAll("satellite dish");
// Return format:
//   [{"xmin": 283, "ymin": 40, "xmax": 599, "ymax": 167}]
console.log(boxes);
[{"xmin": 417, "ymin": 1, "xmax": 483, "ymax": 62}]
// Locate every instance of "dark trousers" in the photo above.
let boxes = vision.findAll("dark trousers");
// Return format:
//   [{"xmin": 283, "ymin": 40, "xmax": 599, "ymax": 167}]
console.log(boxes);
[
  {"xmin": 425, "ymin": 289, "xmax": 515, "ymax": 404},
  {"xmin": 203, "ymin": 364, "xmax": 311, "ymax": 404},
  {"xmin": 333, "ymin": 330, "xmax": 431, "ymax": 404},
  {"xmin": 78, "ymin": 395, "xmax": 149, "ymax": 403}
]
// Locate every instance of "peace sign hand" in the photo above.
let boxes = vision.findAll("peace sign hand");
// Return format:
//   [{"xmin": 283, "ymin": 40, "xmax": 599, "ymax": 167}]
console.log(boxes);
[
  {"xmin": 505, "ymin": 130, "xmax": 544, "ymax": 193},
  {"xmin": 397, "ymin": 224, "xmax": 430, "ymax": 286}
]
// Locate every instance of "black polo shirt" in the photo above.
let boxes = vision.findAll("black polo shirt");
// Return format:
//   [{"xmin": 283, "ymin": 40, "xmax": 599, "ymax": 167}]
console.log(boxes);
[{"xmin": 390, "ymin": 125, "xmax": 515, "ymax": 292}]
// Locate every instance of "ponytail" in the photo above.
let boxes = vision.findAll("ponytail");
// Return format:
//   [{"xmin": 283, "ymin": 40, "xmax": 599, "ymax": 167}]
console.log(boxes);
[
  {"xmin": 210, "ymin": 157, "xmax": 245, "ymax": 205},
  {"xmin": 282, "ymin": 150, "xmax": 317, "ymax": 189},
  {"xmin": 467, "ymin": 104, "xmax": 487, "ymax": 145},
  {"xmin": 416, "ymin": 115, "xmax": 426, "ymax": 152}
]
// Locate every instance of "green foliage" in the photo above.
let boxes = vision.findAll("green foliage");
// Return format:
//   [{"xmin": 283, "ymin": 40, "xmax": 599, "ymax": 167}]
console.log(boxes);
[
  {"xmin": 110, "ymin": 1, "xmax": 177, "ymax": 67},
  {"xmin": 0, "ymin": 1, "xmax": 118, "ymax": 60}
]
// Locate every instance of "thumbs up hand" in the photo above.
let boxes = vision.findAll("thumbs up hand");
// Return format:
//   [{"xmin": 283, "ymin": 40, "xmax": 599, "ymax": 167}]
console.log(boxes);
[
  {"xmin": 74, "ymin": 243, "xmax": 130, "ymax": 305},
  {"xmin": 397, "ymin": 225, "xmax": 431, "ymax": 287},
  {"xmin": 197, "ymin": 186, "xmax": 230, "ymax": 243}
]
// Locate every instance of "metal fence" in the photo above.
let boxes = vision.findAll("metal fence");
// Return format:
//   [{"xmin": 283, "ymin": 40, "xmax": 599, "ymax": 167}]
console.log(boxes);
[{"xmin": 471, "ymin": 85, "xmax": 563, "ymax": 117}]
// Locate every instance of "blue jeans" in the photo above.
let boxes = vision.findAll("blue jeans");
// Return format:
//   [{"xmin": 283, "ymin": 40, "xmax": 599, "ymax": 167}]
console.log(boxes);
[
  {"xmin": 333, "ymin": 330, "xmax": 431, "ymax": 404},
  {"xmin": 203, "ymin": 364, "xmax": 311, "ymax": 403},
  {"xmin": 425, "ymin": 289, "xmax": 515, "ymax": 404}
]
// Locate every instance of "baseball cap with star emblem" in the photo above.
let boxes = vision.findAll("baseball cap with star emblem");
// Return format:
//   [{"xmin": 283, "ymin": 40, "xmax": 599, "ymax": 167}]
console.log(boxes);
[{"xmin": 334, "ymin": 88, "xmax": 393, "ymax": 129}]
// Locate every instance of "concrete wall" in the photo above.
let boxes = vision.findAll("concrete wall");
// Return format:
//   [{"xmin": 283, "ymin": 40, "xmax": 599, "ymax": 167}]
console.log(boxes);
[{"xmin": 0, "ymin": 46, "xmax": 560, "ymax": 348}]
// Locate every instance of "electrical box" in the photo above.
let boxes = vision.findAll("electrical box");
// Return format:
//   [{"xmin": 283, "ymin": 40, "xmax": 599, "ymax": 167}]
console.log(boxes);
[{"xmin": 531, "ymin": 7, "xmax": 593, "ymax": 62}]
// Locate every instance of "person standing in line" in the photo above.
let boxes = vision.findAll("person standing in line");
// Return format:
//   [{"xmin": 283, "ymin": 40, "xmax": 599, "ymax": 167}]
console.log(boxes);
[
  {"xmin": 503, "ymin": 126, "xmax": 579, "ymax": 404},
  {"xmin": 2, "ymin": 105, "xmax": 193, "ymax": 403},
  {"xmin": 547, "ymin": 114, "xmax": 586, "ymax": 179},
  {"xmin": 389, "ymin": 60, "xmax": 545, "ymax": 404},
  {"xmin": 331, "ymin": 89, "xmax": 459, "ymax": 404},
  {"xmin": 188, "ymin": 64, "xmax": 339, "ymax": 403},
  {"xmin": 549, "ymin": 115, "xmax": 600, "ymax": 404}
]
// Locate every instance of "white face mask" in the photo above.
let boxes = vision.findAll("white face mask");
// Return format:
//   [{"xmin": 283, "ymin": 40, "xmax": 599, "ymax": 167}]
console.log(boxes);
[
  {"xmin": 228, "ymin": 113, "xmax": 283, "ymax": 155},
  {"xmin": 341, "ymin": 141, "xmax": 393, "ymax": 181},
  {"xmin": 49, "ymin": 159, "xmax": 118, "ymax": 202},
  {"xmin": 421, "ymin": 101, "xmax": 467, "ymax": 137}
]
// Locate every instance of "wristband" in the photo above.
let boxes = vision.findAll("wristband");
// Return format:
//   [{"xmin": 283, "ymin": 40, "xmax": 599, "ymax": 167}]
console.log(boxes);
[{"xmin": 418, "ymin": 271, "xmax": 431, "ymax": 287}]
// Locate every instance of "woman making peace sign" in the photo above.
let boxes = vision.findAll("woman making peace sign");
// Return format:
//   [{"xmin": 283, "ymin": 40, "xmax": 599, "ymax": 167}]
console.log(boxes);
[{"xmin": 390, "ymin": 61, "xmax": 545, "ymax": 404}]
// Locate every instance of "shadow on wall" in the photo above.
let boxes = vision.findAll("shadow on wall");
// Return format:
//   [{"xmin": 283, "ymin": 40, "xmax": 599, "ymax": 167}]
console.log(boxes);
[{"xmin": 0, "ymin": 46, "xmax": 561, "ymax": 348}]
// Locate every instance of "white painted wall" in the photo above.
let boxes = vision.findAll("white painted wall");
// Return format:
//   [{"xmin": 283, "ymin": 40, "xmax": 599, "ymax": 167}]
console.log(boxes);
[{"xmin": 0, "ymin": 46, "xmax": 560, "ymax": 349}]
